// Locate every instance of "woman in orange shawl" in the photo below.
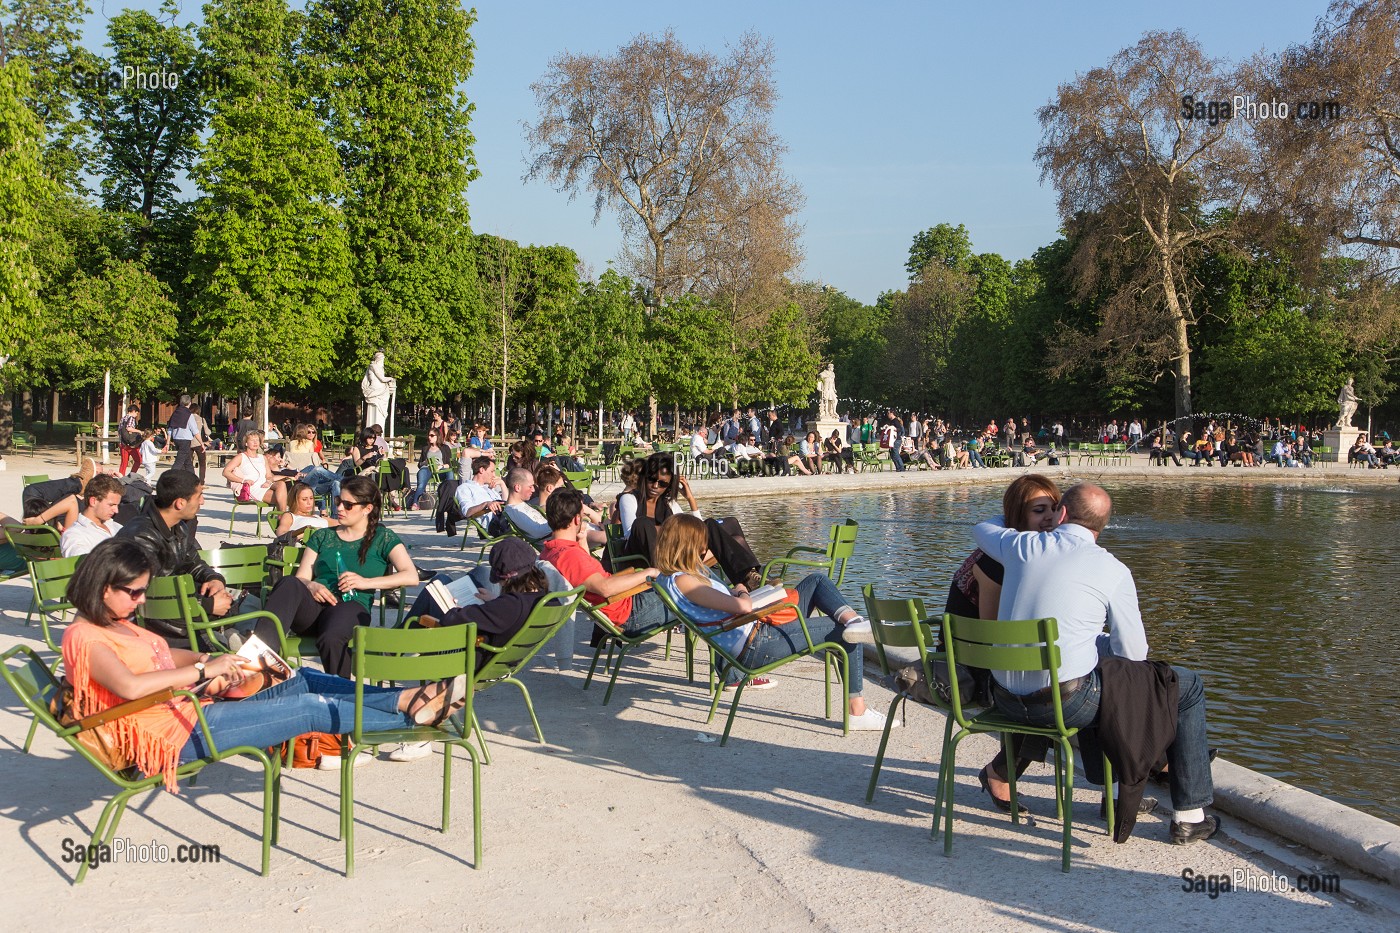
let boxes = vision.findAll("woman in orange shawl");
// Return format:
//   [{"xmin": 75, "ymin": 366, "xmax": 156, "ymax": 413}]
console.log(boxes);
[{"xmin": 61, "ymin": 539, "xmax": 465, "ymax": 791}]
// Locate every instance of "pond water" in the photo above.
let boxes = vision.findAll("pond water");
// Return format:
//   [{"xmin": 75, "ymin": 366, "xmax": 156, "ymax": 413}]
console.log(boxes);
[{"xmin": 705, "ymin": 478, "xmax": 1400, "ymax": 826}]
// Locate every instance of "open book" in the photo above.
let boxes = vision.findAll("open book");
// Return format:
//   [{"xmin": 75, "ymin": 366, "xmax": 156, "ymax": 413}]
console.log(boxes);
[
  {"xmin": 745, "ymin": 584, "xmax": 789, "ymax": 611},
  {"xmin": 422, "ymin": 579, "xmax": 484, "ymax": 616},
  {"xmin": 195, "ymin": 634, "xmax": 293, "ymax": 699}
]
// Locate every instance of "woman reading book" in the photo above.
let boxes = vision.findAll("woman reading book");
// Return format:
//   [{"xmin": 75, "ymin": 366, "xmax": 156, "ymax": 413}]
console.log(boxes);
[
  {"xmin": 652, "ymin": 514, "xmax": 889, "ymax": 730},
  {"xmin": 60, "ymin": 538, "xmax": 465, "ymax": 791}
]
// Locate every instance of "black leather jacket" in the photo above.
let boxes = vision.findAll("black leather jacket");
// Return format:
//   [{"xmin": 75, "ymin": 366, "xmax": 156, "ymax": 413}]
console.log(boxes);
[{"xmin": 116, "ymin": 503, "xmax": 224, "ymax": 637}]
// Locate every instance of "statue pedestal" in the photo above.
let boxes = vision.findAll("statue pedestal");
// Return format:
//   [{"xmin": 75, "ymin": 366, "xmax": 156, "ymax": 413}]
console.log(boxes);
[
  {"xmin": 1320, "ymin": 427, "xmax": 1359, "ymax": 463},
  {"xmin": 813, "ymin": 420, "xmax": 847, "ymax": 445}
]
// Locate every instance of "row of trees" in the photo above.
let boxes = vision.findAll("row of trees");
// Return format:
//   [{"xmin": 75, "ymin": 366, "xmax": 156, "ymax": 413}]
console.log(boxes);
[
  {"xmin": 0, "ymin": 2, "xmax": 816, "ymax": 444},
  {"xmin": 828, "ymin": 2, "xmax": 1399, "ymax": 426},
  {"xmin": 0, "ymin": 1, "xmax": 1395, "ymax": 439}
]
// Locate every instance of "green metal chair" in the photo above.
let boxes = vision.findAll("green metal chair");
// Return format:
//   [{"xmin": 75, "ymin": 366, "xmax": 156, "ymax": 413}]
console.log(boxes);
[
  {"xmin": 762, "ymin": 519, "xmax": 859, "ymax": 587},
  {"xmin": 30, "ymin": 554, "xmax": 82, "ymax": 656},
  {"xmin": 228, "ymin": 494, "xmax": 276, "ymax": 538},
  {"xmin": 21, "ymin": 554, "xmax": 84, "ymax": 753},
  {"xmin": 410, "ymin": 586, "xmax": 585, "ymax": 759},
  {"xmin": 342, "ymin": 623, "xmax": 482, "ymax": 875},
  {"xmin": 561, "ymin": 468, "xmax": 594, "ymax": 496},
  {"xmin": 0, "ymin": 644, "xmax": 281, "ymax": 883},
  {"xmin": 860, "ymin": 584, "xmax": 950, "ymax": 803},
  {"xmin": 857, "ymin": 444, "xmax": 887, "ymax": 472},
  {"xmin": 578, "ymin": 574, "xmax": 690, "ymax": 704},
  {"xmin": 6, "ymin": 524, "xmax": 63, "ymax": 624},
  {"xmin": 199, "ymin": 544, "xmax": 271, "ymax": 598},
  {"xmin": 139, "ymin": 574, "xmax": 289, "ymax": 656},
  {"xmin": 651, "ymin": 579, "xmax": 849, "ymax": 745},
  {"xmin": 459, "ymin": 514, "xmax": 510, "ymax": 561},
  {"xmin": 21, "ymin": 473, "xmax": 48, "ymax": 486},
  {"xmin": 937, "ymin": 613, "xmax": 1113, "ymax": 873}
]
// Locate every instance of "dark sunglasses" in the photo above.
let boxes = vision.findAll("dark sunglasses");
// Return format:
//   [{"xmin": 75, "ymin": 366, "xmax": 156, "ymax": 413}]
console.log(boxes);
[
  {"xmin": 337, "ymin": 498, "xmax": 365, "ymax": 509},
  {"xmin": 113, "ymin": 584, "xmax": 148, "ymax": 599}
]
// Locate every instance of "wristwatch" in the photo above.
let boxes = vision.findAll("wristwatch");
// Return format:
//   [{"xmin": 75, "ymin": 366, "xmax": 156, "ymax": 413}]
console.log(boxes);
[{"xmin": 194, "ymin": 660, "xmax": 206, "ymax": 681}]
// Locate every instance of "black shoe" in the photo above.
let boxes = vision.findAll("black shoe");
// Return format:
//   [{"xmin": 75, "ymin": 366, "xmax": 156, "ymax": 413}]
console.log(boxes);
[
  {"xmin": 417, "ymin": 568, "xmax": 437, "ymax": 582},
  {"xmin": 1170, "ymin": 814, "xmax": 1221, "ymax": 845},
  {"xmin": 1101, "ymin": 795, "xmax": 1158, "ymax": 819},
  {"xmin": 978, "ymin": 765, "xmax": 1029, "ymax": 815}
]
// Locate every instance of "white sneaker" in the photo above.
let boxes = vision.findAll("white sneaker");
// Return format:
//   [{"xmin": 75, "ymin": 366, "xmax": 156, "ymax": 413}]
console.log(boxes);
[
  {"xmin": 387, "ymin": 742, "xmax": 432, "ymax": 762},
  {"xmin": 842, "ymin": 618, "xmax": 876, "ymax": 645},
  {"xmin": 317, "ymin": 750, "xmax": 375, "ymax": 770},
  {"xmin": 848, "ymin": 708, "xmax": 899, "ymax": 731}
]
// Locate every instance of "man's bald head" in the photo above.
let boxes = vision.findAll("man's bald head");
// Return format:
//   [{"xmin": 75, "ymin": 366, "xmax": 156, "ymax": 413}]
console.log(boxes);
[{"xmin": 1061, "ymin": 483, "xmax": 1112, "ymax": 535}]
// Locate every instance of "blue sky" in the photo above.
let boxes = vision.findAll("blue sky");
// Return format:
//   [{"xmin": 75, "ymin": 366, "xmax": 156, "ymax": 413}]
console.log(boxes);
[{"xmin": 80, "ymin": 0, "xmax": 1331, "ymax": 303}]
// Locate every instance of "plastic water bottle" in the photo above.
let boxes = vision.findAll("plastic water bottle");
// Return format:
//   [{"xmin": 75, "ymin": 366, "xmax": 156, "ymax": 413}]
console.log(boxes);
[{"xmin": 335, "ymin": 551, "xmax": 353, "ymax": 602}]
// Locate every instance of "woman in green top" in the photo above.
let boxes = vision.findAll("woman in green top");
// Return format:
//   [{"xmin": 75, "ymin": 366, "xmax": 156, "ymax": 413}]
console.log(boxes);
[{"xmin": 255, "ymin": 476, "xmax": 419, "ymax": 677}]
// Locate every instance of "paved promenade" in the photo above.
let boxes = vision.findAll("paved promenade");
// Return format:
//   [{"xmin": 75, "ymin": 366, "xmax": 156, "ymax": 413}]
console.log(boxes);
[{"xmin": 0, "ymin": 450, "xmax": 1395, "ymax": 929}]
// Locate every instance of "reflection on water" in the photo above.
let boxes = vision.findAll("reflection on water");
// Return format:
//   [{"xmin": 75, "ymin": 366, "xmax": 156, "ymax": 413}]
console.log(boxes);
[{"xmin": 707, "ymin": 479, "xmax": 1400, "ymax": 825}]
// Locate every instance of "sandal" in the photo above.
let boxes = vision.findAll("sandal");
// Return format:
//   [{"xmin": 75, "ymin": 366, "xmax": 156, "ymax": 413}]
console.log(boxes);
[{"xmin": 406, "ymin": 675, "xmax": 466, "ymax": 726}]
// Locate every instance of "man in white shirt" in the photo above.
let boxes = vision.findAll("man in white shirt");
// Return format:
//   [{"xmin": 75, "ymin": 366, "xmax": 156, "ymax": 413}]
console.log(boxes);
[
  {"xmin": 504, "ymin": 468, "xmax": 606, "ymax": 547},
  {"xmin": 454, "ymin": 456, "xmax": 505, "ymax": 521},
  {"xmin": 60, "ymin": 475, "xmax": 125, "ymax": 557},
  {"xmin": 973, "ymin": 483, "xmax": 1219, "ymax": 845}
]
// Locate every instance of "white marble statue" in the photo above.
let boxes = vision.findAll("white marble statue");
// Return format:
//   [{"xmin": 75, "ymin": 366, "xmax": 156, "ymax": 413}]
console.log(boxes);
[
  {"xmin": 361, "ymin": 351, "xmax": 396, "ymax": 429},
  {"xmin": 1336, "ymin": 376, "xmax": 1358, "ymax": 429},
  {"xmin": 817, "ymin": 363, "xmax": 839, "ymax": 421}
]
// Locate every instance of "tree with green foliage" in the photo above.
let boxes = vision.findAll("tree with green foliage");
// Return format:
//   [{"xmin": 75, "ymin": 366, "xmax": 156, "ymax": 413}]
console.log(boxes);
[
  {"xmin": 1036, "ymin": 31, "xmax": 1251, "ymax": 420},
  {"xmin": 61, "ymin": 257, "xmax": 178, "ymax": 395},
  {"xmin": 538, "ymin": 268, "xmax": 651, "ymax": 415},
  {"xmin": 817, "ymin": 287, "xmax": 887, "ymax": 409},
  {"xmin": 301, "ymin": 0, "xmax": 482, "ymax": 400},
  {"xmin": 882, "ymin": 263, "xmax": 974, "ymax": 413},
  {"xmin": 648, "ymin": 297, "xmax": 730, "ymax": 411},
  {"xmin": 0, "ymin": 60, "xmax": 51, "ymax": 365},
  {"xmin": 186, "ymin": 0, "xmax": 354, "ymax": 396},
  {"xmin": 742, "ymin": 301, "xmax": 818, "ymax": 405},
  {"xmin": 906, "ymin": 222, "xmax": 973, "ymax": 279},
  {"xmin": 1, "ymin": 0, "xmax": 93, "ymax": 187},
  {"xmin": 78, "ymin": 1, "xmax": 206, "ymax": 231}
]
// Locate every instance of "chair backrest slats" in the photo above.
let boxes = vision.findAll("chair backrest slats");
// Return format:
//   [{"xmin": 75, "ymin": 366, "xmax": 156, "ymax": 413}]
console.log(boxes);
[{"xmin": 474, "ymin": 588, "xmax": 583, "ymax": 683}]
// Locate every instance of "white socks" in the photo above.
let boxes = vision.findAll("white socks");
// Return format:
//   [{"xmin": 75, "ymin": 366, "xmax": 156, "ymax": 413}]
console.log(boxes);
[{"xmin": 1174, "ymin": 808, "xmax": 1205, "ymax": 824}]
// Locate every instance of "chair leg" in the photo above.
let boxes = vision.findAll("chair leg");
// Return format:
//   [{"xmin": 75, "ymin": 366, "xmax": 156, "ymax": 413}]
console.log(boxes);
[
  {"xmin": 1058, "ymin": 737, "xmax": 1076, "ymax": 872},
  {"xmin": 252, "ymin": 749, "xmax": 277, "ymax": 876},
  {"xmin": 441, "ymin": 734, "xmax": 453, "ymax": 832},
  {"xmin": 930, "ymin": 714, "xmax": 955, "ymax": 838},
  {"xmin": 941, "ymin": 729, "xmax": 970, "ymax": 855},
  {"xmin": 865, "ymin": 693, "xmax": 907, "ymax": 802},
  {"xmin": 503, "ymin": 678, "xmax": 545, "ymax": 744},
  {"xmin": 77, "ymin": 789, "xmax": 136, "ymax": 884},
  {"xmin": 22, "ymin": 717, "xmax": 38, "ymax": 753},
  {"xmin": 1004, "ymin": 734, "xmax": 1022, "ymax": 826},
  {"xmin": 583, "ymin": 641, "xmax": 608, "ymax": 691},
  {"xmin": 1102, "ymin": 753, "xmax": 1115, "ymax": 834},
  {"xmin": 471, "ymin": 711, "xmax": 492, "ymax": 765},
  {"xmin": 601, "ymin": 645, "xmax": 632, "ymax": 705},
  {"xmin": 719, "ymin": 681, "xmax": 746, "ymax": 746}
]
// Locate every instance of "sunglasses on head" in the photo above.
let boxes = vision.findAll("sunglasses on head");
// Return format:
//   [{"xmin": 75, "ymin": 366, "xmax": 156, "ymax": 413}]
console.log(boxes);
[{"xmin": 113, "ymin": 584, "xmax": 148, "ymax": 599}]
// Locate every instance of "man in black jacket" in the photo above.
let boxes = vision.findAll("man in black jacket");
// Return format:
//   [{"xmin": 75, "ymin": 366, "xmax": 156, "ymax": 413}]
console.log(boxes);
[{"xmin": 116, "ymin": 469, "xmax": 231, "ymax": 641}]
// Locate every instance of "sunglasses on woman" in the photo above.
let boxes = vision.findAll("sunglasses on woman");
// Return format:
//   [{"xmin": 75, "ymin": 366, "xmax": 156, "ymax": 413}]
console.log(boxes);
[
  {"xmin": 337, "ymin": 498, "xmax": 366, "ymax": 509},
  {"xmin": 112, "ymin": 584, "xmax": 149, "ymax": 599}
]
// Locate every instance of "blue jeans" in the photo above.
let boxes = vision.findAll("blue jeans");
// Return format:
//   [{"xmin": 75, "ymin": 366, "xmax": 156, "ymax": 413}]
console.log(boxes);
[
  {"xmin": 621, "ymin": 588, "xmax": 670, "ymax": 635},
  {"xmin": 888, "ymin": 446, "xmax": 905, "ymax": 471},
  {"xmin": 411, "ymin": 465, "xmax": 452, "ymax": 505},
  {"xmin": 298, "ymin": 466, "xmax": 342, "ymax": 516},
  {"xmin": 968, "ymin": 450, "xmax": 985, "ymax": 468},
  {"xmin": 407, "ymin": 567, "xmax": 491, "ymax": 620},
  {"xmin": 737, "ymin": 573, "xmax": 863, "ymax": 692},
  {"xmin": 180, "ymin": 669, "xmax": 410, "ymax": 761},
  {"xmin": 993, "ymin": 665, "xmax": 1212, "ymax": 811}
]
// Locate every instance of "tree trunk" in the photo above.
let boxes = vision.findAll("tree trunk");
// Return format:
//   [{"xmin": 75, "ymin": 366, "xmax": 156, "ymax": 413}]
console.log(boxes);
[{"xmin": 1161, "ymin": 251, "xmax": 1193, "ymax": 420}]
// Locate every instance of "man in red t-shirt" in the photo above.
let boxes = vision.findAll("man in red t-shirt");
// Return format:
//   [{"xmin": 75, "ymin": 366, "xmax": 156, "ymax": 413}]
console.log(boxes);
[{"xmin": 539, "ymin": 487, "xmax": 667, "ymax": 635}]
